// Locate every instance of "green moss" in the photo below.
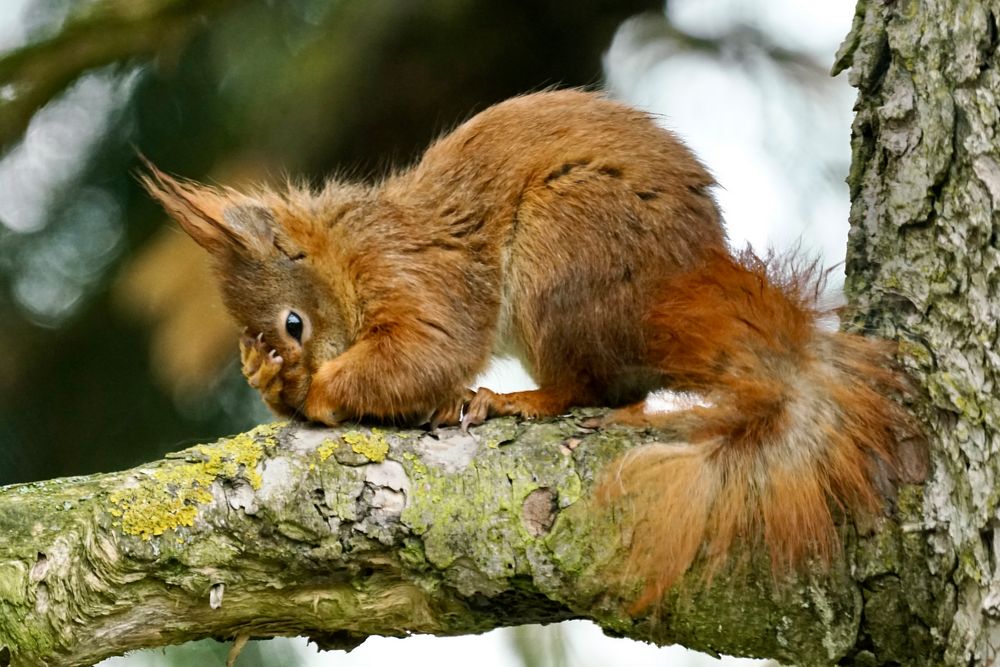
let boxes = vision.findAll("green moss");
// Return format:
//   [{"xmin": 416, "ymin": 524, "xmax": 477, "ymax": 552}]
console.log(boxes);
[
  {"xmin": 0, "ymin": 560, "xmax": 27, "ymax": 605},
  {"xmin": 398, "ymin": 538, "xmax": 429, "ymax": 570},
  {"xmin": 400, "ymin": 444, "xmax": 511, "ymax": 572},
  {"xmin": 864, "ymin": 576, "xmax": 934, "ymax": 663},
  {"xmin": 544, "ymin": 497, "xmax": 623, "ymax": 604},
  {"xmin": 0, "ymin": 567, "xmax": 55, "ymax": 658},
  {"xmin": 930, "ymin": 373, "xmax": 982, "ymax": 421},
  {"xmin": 343, "ymin": 428, "xmax": 389, "ymax": 462},
  {"xmin": 181, "ymin": 533, "xmax": 242, "ymax": 570},
  {"xmin": 856, "ymin": 523, "xmax": 902, "ymax": 579},
  {"xmin": 398, "ymin": 419, "xmax": 599, "ymax": 600},
  {"xmin": 957, "ymin": 548, "xmax": 984, "ymax": 584},
  {"xmin": 477, "ymin": 417, "xmax": 522, "ymax": 449}
]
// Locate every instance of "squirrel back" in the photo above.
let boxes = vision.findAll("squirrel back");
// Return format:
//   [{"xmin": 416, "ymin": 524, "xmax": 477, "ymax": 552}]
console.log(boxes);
[{"xmin": 141, "ymin": 89, "xmax": 917, "ymax": 610}]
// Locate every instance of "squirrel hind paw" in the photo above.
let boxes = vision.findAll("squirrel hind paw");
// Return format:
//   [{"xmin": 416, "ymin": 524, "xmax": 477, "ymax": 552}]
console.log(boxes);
[
  {"xmin": 462, "ymin": 386, "xmax": 580, "ymax": 431},
  {"xmin": 461, "ymin": 387, "xmax": 500, "ymax": 430},
  {"xmin": 428, "ymin": 389, "xmax": 476, "ymax": 430}
]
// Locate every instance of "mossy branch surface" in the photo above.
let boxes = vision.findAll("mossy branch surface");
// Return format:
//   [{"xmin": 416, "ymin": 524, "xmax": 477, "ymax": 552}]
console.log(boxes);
[{"xmin": 0, "ymin": 415, "xmax": 924, "ymax": 667}]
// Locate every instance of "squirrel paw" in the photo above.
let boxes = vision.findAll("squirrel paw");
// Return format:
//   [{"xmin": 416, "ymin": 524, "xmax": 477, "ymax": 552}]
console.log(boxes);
[
  {"xmin": 461, "ymin": 387, "xmax": 577, "ymax": 431},
  {"xmin": 461, "ymin": 387, "xmax": 537, "ymax": 430},
  {"xmin": 303, "ymin": 402, "xmax": 353, "ymax": 427},
  {"xmin": 429, "ymin": 389, "xmax": 476, "ymax": 429},
  {"xmin": 461, "ymin": 387, "xmax": 499, "ymax": 430},
  {"xmin": 239, "ymin": 332, "xmax": 285, "ymax": 408}
]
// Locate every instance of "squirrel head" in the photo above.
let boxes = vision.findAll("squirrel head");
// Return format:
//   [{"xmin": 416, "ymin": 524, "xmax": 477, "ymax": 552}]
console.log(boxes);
[{"xmin": 139, "ymin": 161, "xmax": 356, "ymax": 409}]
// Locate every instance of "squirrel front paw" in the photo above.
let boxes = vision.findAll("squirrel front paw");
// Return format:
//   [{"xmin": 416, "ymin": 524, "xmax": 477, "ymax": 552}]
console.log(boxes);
[
  {"xmin": 301, "ymin": 367, "xmax": 349, "ymax": 426},
  {"xmin": 239, "ymin": 332, "xmax": 287, "ymax": 414},
  {"xmin": 461, "ymin": 387, "xmax": 504, "ymax": 430},
  {"xmin": 302, "ymin": 392, "xmax": 351, "ymax": 427}
]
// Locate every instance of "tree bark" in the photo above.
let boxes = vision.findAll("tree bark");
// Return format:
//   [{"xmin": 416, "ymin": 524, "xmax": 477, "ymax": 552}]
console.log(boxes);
[{"xmin": 834, "ymin": 0, "xmax": 1000, "ymax": 664}]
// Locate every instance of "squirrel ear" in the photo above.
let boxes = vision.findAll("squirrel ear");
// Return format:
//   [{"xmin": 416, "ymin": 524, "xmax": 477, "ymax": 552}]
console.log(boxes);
[
  {"xmin": 137, "ymin": 158, "xmax": 275, "ymax": 256},
  {"xmin": 221, "ymin": 204, "xmax": 277, "ymax": 249}
]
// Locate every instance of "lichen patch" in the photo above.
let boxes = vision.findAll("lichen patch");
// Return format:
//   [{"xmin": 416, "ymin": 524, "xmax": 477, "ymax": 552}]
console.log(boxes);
[
  {"xmin": 0, "ymin": 561, "xmax": 28, "ymax": 605},
  {"xmin": 343, "ymin": 429, "xmax": 390, "ymax": 463},
  {"xmin": 108, "ymin": 426, "xmax": 274, "ymax": 540},
  {"xmin": 317, "ymin": 438, "xmax": 339, "ymax": 462}
]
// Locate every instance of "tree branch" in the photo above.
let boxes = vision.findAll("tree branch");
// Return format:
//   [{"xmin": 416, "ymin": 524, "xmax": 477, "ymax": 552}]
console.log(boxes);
[{"xmin": 0, "ymin": 414, "xmax": 931, "ymax": 667}]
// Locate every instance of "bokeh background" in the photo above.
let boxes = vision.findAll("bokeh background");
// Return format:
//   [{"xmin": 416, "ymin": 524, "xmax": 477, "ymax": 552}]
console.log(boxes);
[{"xmin": 0, "ymin": 0, "xmax": 855, "ymax": 664}]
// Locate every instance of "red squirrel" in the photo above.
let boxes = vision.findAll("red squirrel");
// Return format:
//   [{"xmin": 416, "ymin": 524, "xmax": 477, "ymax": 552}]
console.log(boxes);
[{"xmin": 142, "ymin": 89, "xmax": 914, "ymax": 608}]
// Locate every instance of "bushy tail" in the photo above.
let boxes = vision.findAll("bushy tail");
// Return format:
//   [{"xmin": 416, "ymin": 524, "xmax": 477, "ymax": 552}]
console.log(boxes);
[{"xmin": 600, "ymin": 248, "xmax": 917, "ymax": 611}]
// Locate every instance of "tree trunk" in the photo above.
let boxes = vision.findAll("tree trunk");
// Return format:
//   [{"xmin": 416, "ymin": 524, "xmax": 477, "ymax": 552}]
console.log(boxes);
[{"xmin": 834, "ymin": 0, "xmax": 1000, "ymax": 664}]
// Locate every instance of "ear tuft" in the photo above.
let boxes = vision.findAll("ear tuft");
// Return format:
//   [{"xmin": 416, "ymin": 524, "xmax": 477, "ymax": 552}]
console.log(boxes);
[{"xmin": 137, "ymin": 155, "xmax": 275, "ymax": 256}]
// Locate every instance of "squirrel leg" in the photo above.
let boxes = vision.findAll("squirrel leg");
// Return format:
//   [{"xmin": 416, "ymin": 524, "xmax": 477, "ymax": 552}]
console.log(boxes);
[
  {"xmin": 602, "ymin": 401, "xmax": 650, "ymax": 426},
  {"xmin": 461, "ymin": 385, "xmax": 588, "ymax": 429},
  {"xmin": 603, "ymin": 400, "xmax": 712, "ymax": 444},
  {"xmin": 304, "ymin": 318, "xmax": 490, "ymax": 426}
]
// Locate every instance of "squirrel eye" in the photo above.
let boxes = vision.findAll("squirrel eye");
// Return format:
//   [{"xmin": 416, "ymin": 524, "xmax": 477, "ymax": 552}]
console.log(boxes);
[{"xmin": 285, "ymin": 311, "xmax": 304, "ymax": 342}]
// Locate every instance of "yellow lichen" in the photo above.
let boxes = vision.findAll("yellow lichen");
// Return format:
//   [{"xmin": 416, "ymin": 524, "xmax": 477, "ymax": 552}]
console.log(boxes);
[
  {"xmin": 343, "ymin": 428, "xmax": 389, "ymax": 462},
  {"xmin": 108, "ymin": 470, "xmax": 208, "ymax": 541},
  {"xmin": 317, "ymin": 438, "xmax": 340, "ymax": 462},
  {"xmin": 109, "ymin": 426, "xmax": 271, "ymax": 540},
  {"xmin": 0, "ymin": 561, "xmax": 28, "ymax": 604},
  {"xmin": 189, "ymin": 431, "xmax": 265, "ymax": 490}
]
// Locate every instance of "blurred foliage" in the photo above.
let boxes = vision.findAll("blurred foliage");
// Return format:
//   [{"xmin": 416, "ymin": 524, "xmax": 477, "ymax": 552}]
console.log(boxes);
[
  {"xmin": 112, "ymin": 637, "xmax": 302, "ymax": 667},
  {"xmin": 0, "ymin": 0, "xmax": 239, "ymax": 151}
]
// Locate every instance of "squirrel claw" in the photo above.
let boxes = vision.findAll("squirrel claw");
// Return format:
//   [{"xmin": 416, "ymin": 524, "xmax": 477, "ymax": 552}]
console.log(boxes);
[
  {"xmin": 461, "ymin": 387, "xmax": 496, "ymax": 431},
  {"xmin": 578, "ymin": 416, "xmax": 605, "ymax": 429},
  {"xmin": 429, "ymin": 389, "xmax": 475, "ymax": 429},
  {"xmin": 239, "ymin": 333, "xmax": 284, "ymax": 404}
]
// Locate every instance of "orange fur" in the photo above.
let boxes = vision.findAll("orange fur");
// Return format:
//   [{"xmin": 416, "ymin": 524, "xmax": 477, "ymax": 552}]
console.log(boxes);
[
  {"xmin": 601, "ymin": 249, "xmax": 913, "ymax": 610},
  {"xmin": 141, "ymin": 90, "xmax": 916, "ymax": 610}
]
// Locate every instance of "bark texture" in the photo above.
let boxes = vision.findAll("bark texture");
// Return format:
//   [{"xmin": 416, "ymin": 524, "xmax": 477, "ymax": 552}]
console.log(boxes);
[
  {"xmin": 1, "ymin": 417, "xmax": 879, "ymax": 667},
  {"xmin": 834, "ymin": 0, "xmax": 1000, "ymax": 664}
]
